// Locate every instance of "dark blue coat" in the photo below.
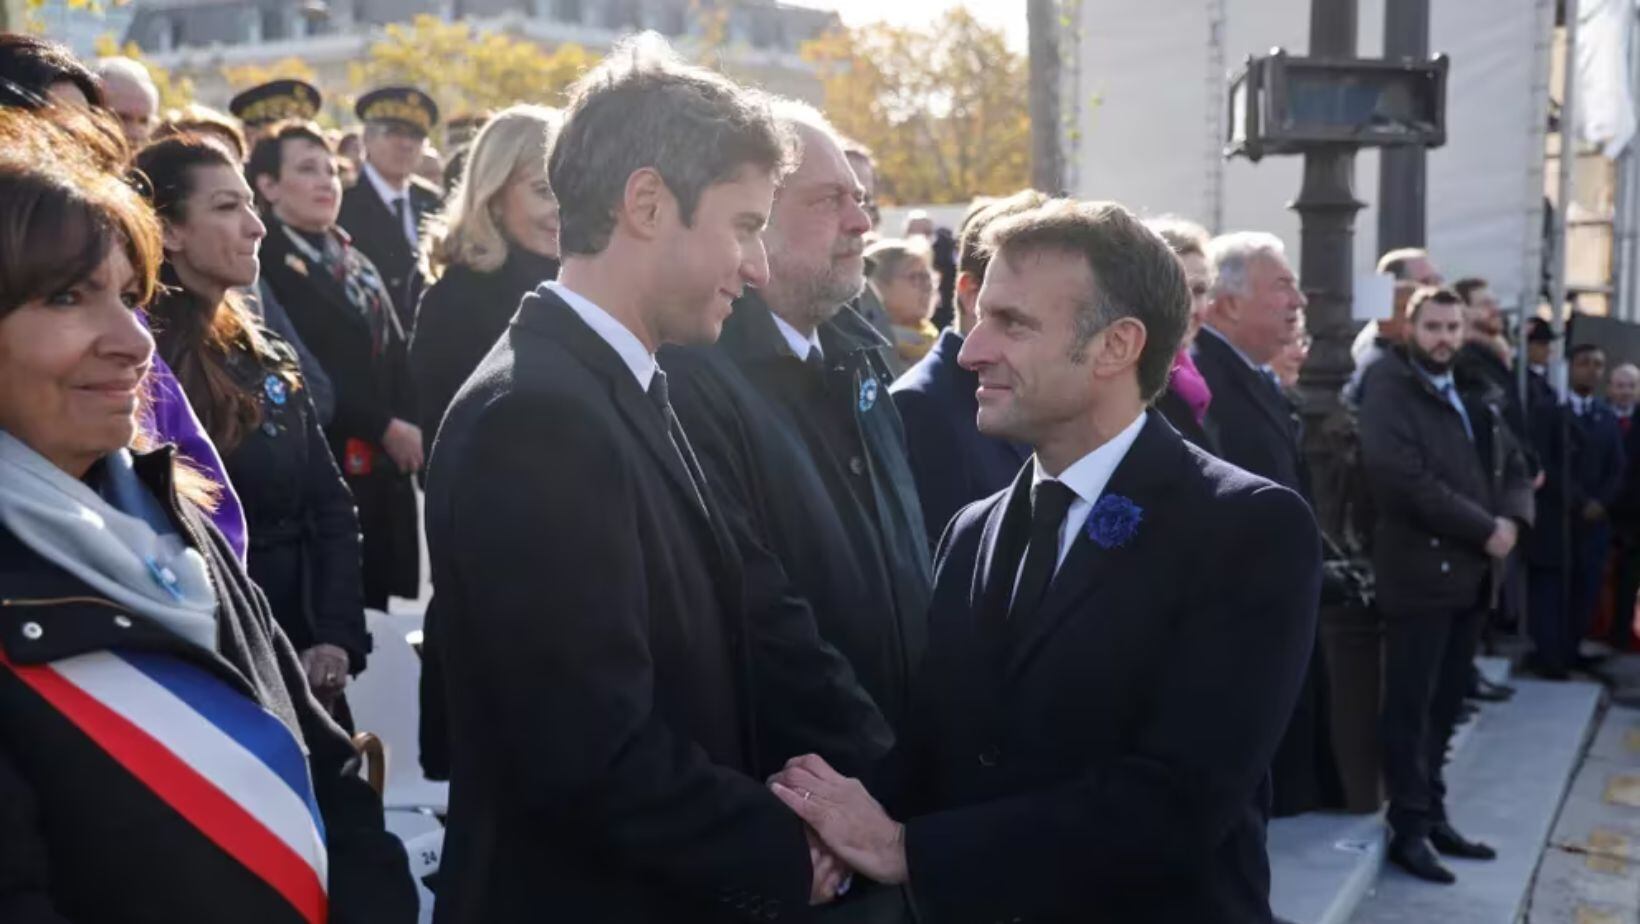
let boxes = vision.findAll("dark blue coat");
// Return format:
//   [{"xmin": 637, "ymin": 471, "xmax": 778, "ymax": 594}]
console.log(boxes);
[
  {"xmin": 1529, "ymin": 397, "xmax": 1628, "ymax": 567},
  {"xmin": 1191, "ymin": 327, "xmax": 1308, "ymax": 498},
  {"xmin": 885, "ymin": 411, "xmax": 1321, "ymax": 923},
  {"xmin": 889, "ymin": 328, "xmax": 1029, "ymax": 549}
]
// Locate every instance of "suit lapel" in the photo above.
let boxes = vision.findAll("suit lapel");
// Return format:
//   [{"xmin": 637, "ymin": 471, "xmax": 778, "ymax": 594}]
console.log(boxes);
[
  {"xmin": 1005, "ymin": 411, "xmax": 1190, "ymax": 680},
  {"xmin": 515, "ymin": 291, "xmax": 716, "ymax": 540},
  {"xmin": 1199, "ymin": 330, "xmax": 1293, "ymax": 440},
  {"xmin": 973, "ymin": 463, "xmax": 1034, "ymax": 638}
]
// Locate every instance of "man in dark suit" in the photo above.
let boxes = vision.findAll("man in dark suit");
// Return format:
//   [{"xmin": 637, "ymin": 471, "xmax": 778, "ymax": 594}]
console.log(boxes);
[
  {"xmin": 663, "ymin": 104, "xmax": 930, "ymax": 742},
  {"xmin": 424, "ymin": 40, "xmax": 877, "ymax": 922},
  {"xmin": 1561, "ymin": 344, "xmax": 1627, "ymax": 666},
  {"xmin": 890, "ymin": 191, "xmax": 1041, "ymax": 548},
  {"xmin": 338, "ymin": 86, "xmax": 443, "ymax": 330},
  {"xmin": 1194, "ymin": 231, "xmax": 1342, "ymax": 817},
  {"xmin": 1606, "ymin": 363, "xmax": 1640, "ymax": 650},
  {"xmin": 769, "ymin": 200, "xmax": 1322, "ymax": 923},
  {"xmin": 1358, "ymin": 287, "xmax": 1534, "ymax": 883}
]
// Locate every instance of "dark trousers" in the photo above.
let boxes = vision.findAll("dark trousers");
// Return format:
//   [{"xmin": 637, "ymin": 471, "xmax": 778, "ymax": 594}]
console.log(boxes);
[
  {"xmin": 1382, "ymin": 598, "xmax": 1485, "ymax": 839},
  {"xmin": 1528, "ymin": 565, "xmax": 1572, "ymax": 674},
  {"xmin": 1612, "ymin": 525, "xmax": 1640, "ymax": 649},
  {"xmin": 1572, "ymin": 521, "xmax": 1612, "ymax": 650}
]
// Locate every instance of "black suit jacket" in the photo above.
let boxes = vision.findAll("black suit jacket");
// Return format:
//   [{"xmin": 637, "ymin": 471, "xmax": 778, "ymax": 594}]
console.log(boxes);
[
  {"xmin": 338, "ymin": 173, "xmax": 441, "ymax": 330},
  {"xmin": 888, "ymin": 412, "xmax": 1321, "ymax": 923},
  {"xmin": 424, "ymin": 289, "xmax": 827, "ymax": 923},
  {"xmin": 1192, "ymin": 327, "xmax": 1307, "ymax": 497},
  {"xmin": 889, "ymin": 328, "xmax": 1030, "ymax": 549}
]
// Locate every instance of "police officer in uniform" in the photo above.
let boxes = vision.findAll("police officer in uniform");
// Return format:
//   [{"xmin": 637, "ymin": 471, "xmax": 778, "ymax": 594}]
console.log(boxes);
[{"xmin": 339, "ymin": 86, "xmax": 443, "ymax": 330}]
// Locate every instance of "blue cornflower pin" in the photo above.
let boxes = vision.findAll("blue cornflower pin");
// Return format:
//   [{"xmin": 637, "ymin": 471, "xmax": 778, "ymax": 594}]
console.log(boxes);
[
  {"xmin": 1086, "ymin": 494, "xmax": 1143, "ymax": 549},
  {"xmin": 857, "ymin": 377, "xmax": 879, "ymax": 412}
]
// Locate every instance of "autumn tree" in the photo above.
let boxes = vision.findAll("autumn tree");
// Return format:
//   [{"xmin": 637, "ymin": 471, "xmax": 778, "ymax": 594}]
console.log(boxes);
[
  {"xmin": 802, "ymin": 9, "xmax": 1030, "ymax": 206},
  {"xmin": 222, "ymin": 57, "xmax": 318, "ymax": 92},
  {"xmin": 349, "ymin": 15, "xmax": 593, "ymax": 123}
]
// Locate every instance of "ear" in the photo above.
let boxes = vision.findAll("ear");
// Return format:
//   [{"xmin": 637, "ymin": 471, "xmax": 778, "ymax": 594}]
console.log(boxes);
[
  {"xmin": 618, "ymin": 167, "xmax": 669, "ymax": 242},
  {"xmin": 160, "ymin": 217, "xmax": 185, "ymax": 254},
  {"xmin": 1093, "ymin": 316, "xmax": 1149, "ymax": 380},
  {"xmin": 254, "ymin": 172, "xmax": 278, "ymax": 205},
  {"xmin": 956, "ymin": 271, "xmax": 982, "ymax": 301}
]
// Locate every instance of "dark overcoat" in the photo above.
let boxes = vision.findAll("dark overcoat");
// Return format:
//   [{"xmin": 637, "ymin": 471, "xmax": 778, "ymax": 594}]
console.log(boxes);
[
  {"xmin": 885, "ymin": 412, "xmax": 1321, "ymax": 923},
  {"xmin": 259, "ymin": 223, "xmax": 420, "ymax": 605},
  {"xmin": 424, "ymin": 288, "xmax": 882, "ymax": 923},
  {"xmin": 0, "ymin": 448, "xmax": 414, "ymax": 923}
]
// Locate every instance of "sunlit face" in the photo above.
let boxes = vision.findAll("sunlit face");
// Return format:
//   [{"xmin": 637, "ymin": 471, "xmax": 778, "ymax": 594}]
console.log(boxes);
[
  {"xmin": 164, "ymin": 164, "xmax": 266, "ymax": 292},
  {"xmin": 959, "ymin": 248, "xmax": 1105, "ymax": 446},
  {"xmin": 101, "ymin": 75, "xmax": 156, "ymax": 149},
  {"xmin": 1220, "ymin": 252, "xmax": 1306, "ymax": 364},
  {"xmin": 260, "ymin": 137, "xmax": 342, "ymax": 234},
  {"xmin": 0, "ymin": 247, "xmax": 153, "ymax": 477},
  {"xmin": 1409, "ymin": 300, "xmax": 1465, "ymax": 374},
  {"xmin": 878, "ymin": 253, "xmax": 934, "ymax": 327},
  {"xmin": 1180, "ymin": 250, "xmax": 1212, "ymax": 345},
  {"xmin": 495, "ymin": 164, "xmax": 560, "ymax": 260},
  {"xmin": 763, "ymin": 125, "xmax": 870, "ymax": 331},
  {"xmin": 364, "ymin": 122, "xmax": 425, "ymax": 185},
  {"xmin": 651, "ymin": 166, "xmax": 776, "ymax": 346},
  {"xmin": 1571, "ymin": 348, "xmax": 1607, "ymax": 395},
  {"xmin": 1608, "ymin": 367, "xmax": 1639, "ymax": 410},
  {"xmin": 1461, "ymin": 284, "xmax": 1502, "ymax": 337}
]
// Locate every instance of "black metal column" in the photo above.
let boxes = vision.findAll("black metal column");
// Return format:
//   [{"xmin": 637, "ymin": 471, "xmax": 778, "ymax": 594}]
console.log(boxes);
[
  {"xmin": 1377, "ymin": 0, "xmax": 1431, "ymax": 252},
  {"xmin": 1293, "ymin": 0, "xmax": 1365, "ymax": 540}
]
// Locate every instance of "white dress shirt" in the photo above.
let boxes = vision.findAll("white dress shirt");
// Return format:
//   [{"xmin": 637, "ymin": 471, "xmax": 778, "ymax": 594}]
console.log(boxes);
[
  {"xmin": 771, "ymin": 311, "xmax": 824, "ymax": 361},
  {"xmin": 1016, "ymin": 411, "xmax": 1148, "ymax": 599},
  {"xmin": 362, "ymin": 160, "xmax": 417, "ymax": 247},
  {"xmin": 547, "ymin": 282, "xmax": 656, "ymax": 391}
]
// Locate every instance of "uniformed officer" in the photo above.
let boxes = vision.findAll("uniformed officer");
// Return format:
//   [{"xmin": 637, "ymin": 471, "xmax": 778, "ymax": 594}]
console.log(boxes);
[
  {"xmin": 228, "ymin": 77, "xmax": 322, "ymax": 151},
  {"xmin": 340, "ymin": 85, "xmax": 443, "ymax": 329}
]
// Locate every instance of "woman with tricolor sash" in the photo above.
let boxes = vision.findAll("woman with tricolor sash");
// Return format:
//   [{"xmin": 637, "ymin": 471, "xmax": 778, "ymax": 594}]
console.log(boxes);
[{"xmin": 0, "ymin": 106, "xmax": 416, "ymax": 923}]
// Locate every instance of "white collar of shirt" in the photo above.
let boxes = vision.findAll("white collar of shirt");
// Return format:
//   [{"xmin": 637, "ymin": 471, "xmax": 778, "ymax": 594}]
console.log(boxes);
[
  {"xmin": 770, "ymin": 311, "xmax": 824, "ymax": 361},
  {"xmin": 1530, "ymin": 363, "xmax": 1547, "ymax": 377},
  {"xmin": 1571, "ymin": 393, "xmax": 1592, "ymax": 414},
  {"xmin": 362, "ymin": 160, "xmax": 416, "ymax": 244},
  {"xmin": 1028, "ymin": 411, "xmax": 1148, "ymax": 573},
  {"xmin": 1199, "ymin": 324, "xmax": 1262, "ymax": 373},
  {"xmin": 547, "ymin": 282, "xmax": 656, "ymax": 392}
]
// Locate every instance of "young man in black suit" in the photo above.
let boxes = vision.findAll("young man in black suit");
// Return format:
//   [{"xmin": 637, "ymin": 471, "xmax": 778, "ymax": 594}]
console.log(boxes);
[
  {"xmin": 770, "ymin": 200, "xmax": 1323, "ymax": 923},
  {"xmin": 890, "ymin": 190, "xmax": 1040, "ymax": 549},
  {"xmin": 424, "ymin": 36, "xmax": 878, "ymax": 922}
]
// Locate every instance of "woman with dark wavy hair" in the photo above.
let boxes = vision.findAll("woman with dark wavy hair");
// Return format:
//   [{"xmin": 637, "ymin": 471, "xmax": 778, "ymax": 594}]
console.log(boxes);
[
  {"xmin": 136, "ymin": 133, "xmax": 372, "ymax": 714},
  {"xmin": 0, "ymin": 108, "xmax": 415, "ymax": 923}
]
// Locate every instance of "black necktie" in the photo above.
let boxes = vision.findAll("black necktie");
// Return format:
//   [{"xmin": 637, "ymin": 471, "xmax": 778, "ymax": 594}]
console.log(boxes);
[
  {"xmin": 647, "ymin": 369, "xmax": 709, "ymax": 513},
  {"xmin": 1010, "ymin": 480, "xmax": 1078, "ymax": 625},
  {"xmin": 804, "ymin": 345, "xmax": 826, "ymax": 375},
  {"xmin": 392, "ymin": 197, "xmax": 413, "ymax": 244}
]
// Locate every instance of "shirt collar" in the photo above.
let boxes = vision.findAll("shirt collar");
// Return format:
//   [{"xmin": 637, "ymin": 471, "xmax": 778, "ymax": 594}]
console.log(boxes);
[
  {"xmin": 1412, "ymin": 363, "xmax": 1455, "ymax": 392},
  {"xmin": 1199, "ymin": 324, "xmax": 1262, "ymax": 373},
  {"xmin": 770, "ymin": 311, "xmax": 824, "ymax": 361},
  {"xmin": 547, "ymin": 282, "xmax": 656, "ymax": 391},
  {"xmin": 362, "ymin": 160, "xmax": 407, "ymax": 203},
  {"xmin": 1031, "ymin": 411, "xmax": 1148, "ymax": 506}
]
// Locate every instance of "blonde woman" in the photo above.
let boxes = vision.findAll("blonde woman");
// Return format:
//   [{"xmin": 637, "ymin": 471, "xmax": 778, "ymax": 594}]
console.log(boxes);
[
  {"xmin": 865, "ymin": 237, "xmax": 939, "ymax": 375},
  {"xmin": 410, "ymin": 104, "xmax": 561, "ymax": 442}
]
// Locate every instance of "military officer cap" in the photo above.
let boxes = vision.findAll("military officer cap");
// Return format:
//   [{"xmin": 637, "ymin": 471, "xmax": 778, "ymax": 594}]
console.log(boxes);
[
  {"xmin": 356, "ymin": 86, "xmax": 440, "ymax": 137},
  {"xmin": 228, "ymin": 79, "xmax": 322, "ymax": 127}
]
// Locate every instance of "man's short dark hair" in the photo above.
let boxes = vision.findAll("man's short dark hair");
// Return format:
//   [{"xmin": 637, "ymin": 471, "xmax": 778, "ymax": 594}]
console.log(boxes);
[
  {"xmin": 957, "ymin": 189, "xmax": 1048, "ymax": 281},
  {"xmin": 1452, "ymin": 276, "xmax": 1489, "ymax": 305},
  {"xmin": 247, "ymin": 119, "xmax": 333, "ymax": 192},
  {"xmin": 549, "ymin": 32, "xmax": 793, "ymax": 256},
  {"xmin": 1569, "ymin": 342, "xmax": 1605, "ymax": 361},
  {"xmin": 1407, "ymin": 285, "xmax": 1463, "ymax": 323},
  {"xmin": 983, "ymin": 199, "xmax": 1190, "ymax": 401}
]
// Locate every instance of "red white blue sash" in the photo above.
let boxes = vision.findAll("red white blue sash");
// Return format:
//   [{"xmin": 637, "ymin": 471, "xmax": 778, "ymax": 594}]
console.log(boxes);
[{"xmin": 0, "ymin": 648, "xmax": 328, "ymax": 923}]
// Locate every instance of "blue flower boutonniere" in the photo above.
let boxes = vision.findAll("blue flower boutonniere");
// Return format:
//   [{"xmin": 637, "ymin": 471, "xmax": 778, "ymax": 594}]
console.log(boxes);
[{"xmin": 1086, "ymin": 494, "xmax": 1143, "ymax": 549}]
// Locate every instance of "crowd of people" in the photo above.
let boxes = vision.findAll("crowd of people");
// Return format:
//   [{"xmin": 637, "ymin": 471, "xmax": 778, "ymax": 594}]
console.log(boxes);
[{"xmin": 0, "ymin": 24, "xmax": 1637, "ymax": 924}]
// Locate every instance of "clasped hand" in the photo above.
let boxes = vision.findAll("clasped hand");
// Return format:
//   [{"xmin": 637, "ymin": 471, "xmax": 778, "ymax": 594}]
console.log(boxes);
[{"xmin": 768, "ymin": 754, "xmax": 908, "ymax": 905}]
